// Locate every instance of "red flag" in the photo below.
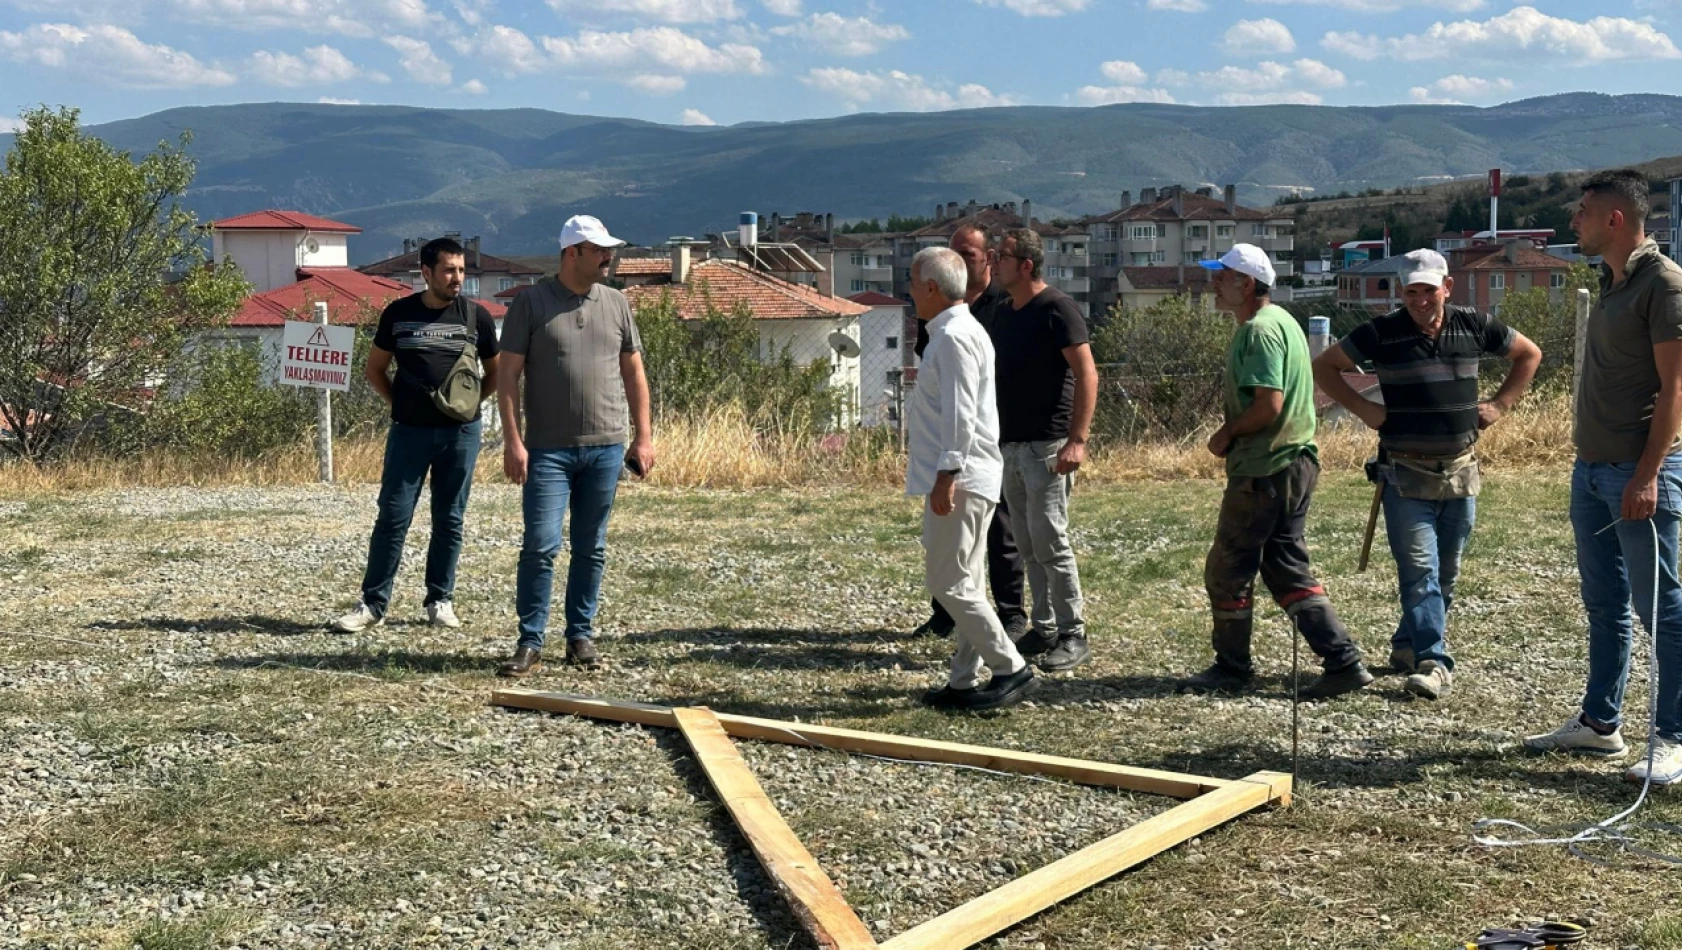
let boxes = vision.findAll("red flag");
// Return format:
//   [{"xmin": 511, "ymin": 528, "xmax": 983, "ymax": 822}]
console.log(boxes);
[{"xmin": 1489, "ymin": 168, "xmax": 1502, "ymax": 197}]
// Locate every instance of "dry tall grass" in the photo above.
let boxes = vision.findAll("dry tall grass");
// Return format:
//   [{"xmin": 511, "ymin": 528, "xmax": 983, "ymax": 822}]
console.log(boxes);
[{"xmin": 0, "ymin": 390, "xmax": 1577, "ymax": 496}]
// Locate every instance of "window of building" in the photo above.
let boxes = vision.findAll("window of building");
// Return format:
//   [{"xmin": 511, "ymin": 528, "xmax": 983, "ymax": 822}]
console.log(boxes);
[
  {"xmin": 1251, "ymin": 224, "xmax": 1267, "ymax": 236},
  {"xmin": 1099, "ymin": 253, "xmax": 1118, "ymax": 267},
  {"xmin": 876, "ymin": 255, "xmax": 892, "ymax": 268},
  {"xmin": 463, "ymin": 277, "xmax": 480, "ymax": 295},
  {"xmin": 1130, "ymin": 224, "xmax": 1156, "ymax": 240},
  {"xmin": 885, "ymin": 336, "xmax": 898, "ymax": 350},
  {"xmin": 1154, "ymin": 250, "xmax": 1166, "ymax": 263},
  {"xmin": 850, "ymin": 254, "xmax": 867, "ymax": 266},
  {"xmin": 851, "ymin": 279, "xmax": 864, "ymax": 292},
  {"xmin": 1491, "ymin": 273, "xmax": 1506, "ymax": 290},
  {"xmin": 1070, "ymin": 244, "xmax": 1086, "ymax": 257},
  {"xmin": 1550, "ymin": 272, "xmax": 1565, "ymax": 289},
  {"xmin": 498, "ymin": 277, "xmax": 515, "ymax": 292},
  {"xmin": 1377, "ymin": 279, "xmax": 1389, "ymax": 292},
  {"xmin": 1045, "ymin": 240, "xmax": 1060, "ymax": 254},
  {"xmin": 1187, "ymin": 225, "xmax": 1208, "ymax": 239},
  {"xmin": 1183, "ymin": 251, "xmax": 1203, "ymax": 264},
  {"xmin": 1216, "ymin": 225, "xmax": 1235, "ymax": 238},
  {"xmin": 1098, "ymin": 225, "xmax": 1117, "ymax": 241},
  {"xmin": 1130, "ymin": 252, "xmax": 1154, "ymax": 266}
]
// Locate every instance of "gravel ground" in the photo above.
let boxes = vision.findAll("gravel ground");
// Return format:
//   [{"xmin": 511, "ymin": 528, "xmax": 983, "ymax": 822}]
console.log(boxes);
[{"xmin": 4, "ymin": 477, "xmax": 1682, "ymax": 949}]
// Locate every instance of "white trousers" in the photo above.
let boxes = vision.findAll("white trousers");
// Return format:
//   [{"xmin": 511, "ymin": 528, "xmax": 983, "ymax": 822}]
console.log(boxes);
[{"xmin": 924, "ymin": 489, "xmax": 1026, "ymax": 689}]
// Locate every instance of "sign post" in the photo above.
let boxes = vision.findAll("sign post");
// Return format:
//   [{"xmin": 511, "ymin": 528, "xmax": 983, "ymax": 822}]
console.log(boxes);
[{"xmin": 279, "ymin": 302, "xmax": 355, "ymax": 484}]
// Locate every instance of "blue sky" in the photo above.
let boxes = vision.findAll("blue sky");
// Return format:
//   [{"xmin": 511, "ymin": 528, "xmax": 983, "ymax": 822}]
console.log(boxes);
[{"xmin": 4, "ymin": 0, "xmax": 1682, "ymax": 130}]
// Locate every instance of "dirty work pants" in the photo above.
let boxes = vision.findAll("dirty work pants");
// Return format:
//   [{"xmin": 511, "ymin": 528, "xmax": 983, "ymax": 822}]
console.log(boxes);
[{"xmin": 1205, "ymin": 453, "xmax": 1362, "ymax": 675}]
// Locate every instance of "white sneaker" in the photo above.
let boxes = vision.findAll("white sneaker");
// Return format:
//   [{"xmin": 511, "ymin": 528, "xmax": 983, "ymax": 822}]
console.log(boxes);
[
  {"xmin": 1523, "ymin": 715, "xmax": 1628, "ymax": 758},
  {"xmin": 1626, "ymin": 737, "xmax": 1682, "ymax": 785},
  {"xmin": 330, "ymin": 602, "xmax": 383, "ymax": 634},
  {"xmin": 426, "ymin": 600, "xmax": 462, "ymax": 629}
]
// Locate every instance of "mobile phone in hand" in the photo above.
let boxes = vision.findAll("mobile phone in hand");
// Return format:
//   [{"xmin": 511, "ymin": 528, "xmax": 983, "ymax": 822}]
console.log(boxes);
[{"xmin": 625, "ymin": 454, "xmax": 645, "ymax": 478}]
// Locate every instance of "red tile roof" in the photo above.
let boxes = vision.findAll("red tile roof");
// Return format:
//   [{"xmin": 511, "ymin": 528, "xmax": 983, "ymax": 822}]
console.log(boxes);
[
  {"xmin": 229, "ymin": 268, "xmax": 506, "ymax": 327},
  {"xmin": 1120, "ymin": 266, "xmax": 1214, "ymax": 291},
  {"xmin": 361, "ymin": 249, "xmax": 544, "ymax": 277},
  {"xmin": 624, "ymin": 259, "xmax": 870, "ymax": 321},
  {"xmin": 612, "ymin": 257, "xmax": 677, "ymax": 277},
  {"xmin": 1451, "ymin": 244, "xmax": 1572, "ymax": 271},
  {"xmin": 210, "ymin": 210, "xmax": 362, "ymax": 233},
  {"xmin": 847, "ymin": 291, "xmax": 906, "ymax": 307}
]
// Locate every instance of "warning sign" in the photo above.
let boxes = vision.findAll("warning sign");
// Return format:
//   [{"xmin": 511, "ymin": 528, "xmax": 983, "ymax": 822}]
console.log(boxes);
[{"xmin": 280, "ymin": 319, "xmax": 356, "ymax": 392}]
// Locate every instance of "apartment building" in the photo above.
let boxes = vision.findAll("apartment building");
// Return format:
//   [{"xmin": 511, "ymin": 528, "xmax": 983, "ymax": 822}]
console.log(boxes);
[
  {"xmin": 1082, "ymin": 185, "xmax": 1296, "ymax": 315},
  {"xmin": 360, "ymin": 235, "xmax": 544, "ymax": 297}
]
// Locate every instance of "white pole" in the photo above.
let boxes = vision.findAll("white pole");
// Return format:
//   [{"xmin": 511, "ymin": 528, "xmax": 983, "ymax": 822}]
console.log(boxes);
[
  {"xmin": 1574, "ymin": 288, "xmax": 1591, "ymax": 399},
  {"xmin": 314, "ymin": 301, "xmax": 334, "ymax": 484}
]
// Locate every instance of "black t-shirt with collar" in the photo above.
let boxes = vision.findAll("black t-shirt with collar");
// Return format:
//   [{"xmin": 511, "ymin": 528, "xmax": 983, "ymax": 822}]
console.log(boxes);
[
  {"xmin": 372, "ymin": 293, "xmax": 500, "ymax": 427},
  {"xmin": 993, "ymin": 286, "xmax": 1089, "ymax": 443},
  {"xmin": 1338, "ymin": 304, "xmax": 1513, "ymax": 457}
]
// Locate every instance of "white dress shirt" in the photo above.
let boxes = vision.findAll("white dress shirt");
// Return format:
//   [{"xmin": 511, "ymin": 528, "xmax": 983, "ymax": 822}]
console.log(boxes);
[{"xmin": 905, "ymin": 302, "xmax": 1004, "ymax": 501}]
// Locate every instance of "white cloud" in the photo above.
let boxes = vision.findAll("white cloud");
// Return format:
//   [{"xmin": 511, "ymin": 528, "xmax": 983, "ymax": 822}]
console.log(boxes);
[
  {"xmin": 168, "ymin": 0, "xmax": 438, "ymax": 38},
  {"xmin": 1155, "ymin": 67, "xmax": 1191, "ymax": 85},
  {"xmin": 317, "ymin": 96, "xmax": 360, "ymax": 104},
  {"xmin": 246, "ymin": 45, "xmax": 380, "ymax": 87},
  {"xmin": 459, "ymin": 25, "xmax": 767, "ymax": 79},
  {"xmin": 1322, "ymin": 7, "xmax": 1681, "ymax": 63},
  {"xmin": 1147, "ymin": 0, "xmax": 1206, "ymax": 10},
  {"xmin": 452, "ymin": 0, "xmax": 488, "ymax": 25},
  {"xmin": 1290, "ymin": 57, "xmax": 1346, "ymax": 87},
  {"xmin": 801, "ymin": 67, "xmax": 1016, "ymax": 111},
  {"xmin": 384, "ymin": 35, "xmax": 453, "ymax": 84},
  {"xmin": 1075, "ymin": 59, "xmax": 1175, "ymax": 104},
  {"xmin": 1216, "ymin": 91, "xmax": 1323, "ymax": 105},
  {"xmin": 1075, "ymin": 84, "xmax": 1176, "ymax": 105},
  {"xmin": 1409, "ymin": 74, "xmax": 1513, "ymax": 104},
  {"xmin": 544, "ymin": 0, "xmax": 744, "ymax": 23},
  {"xmin": 679, "ymin": 108, "xmax": 717, "ymax": 125},
  {"xmin": 972, "ymin": 0, "xmax": 1089, "ymax": 17},
  {"xmin": 761, "ymin": 0, "xmax": 801, "ymax": 13},
  {"xmin": 1099, "ymin": 60, "xmax": 1148, "ymax": 84},
  {"xmin": 0, "ymin": 116, "xmax": 24, "ymax": 133},
  {"xmin": 0, "ymin": 22, "xmax": 236, "ymax": 88},
  {"xmin": 1220, "ymin": 17, "xmax": 1296, "ymax": 55},
  {"xmin": 460, "ymin": 78, "xmax": 488, "ymax": 94},
  {"xmin": 770, "ymin": 13, "xmax": 909, "ymax": 56},
  {"xmin": 626, "ymin": 73, "xmax": 686, "ymax": 94},
  {"xmin": 1255, "ymin": 0, "xmax": 1483, "ymax": 11}
]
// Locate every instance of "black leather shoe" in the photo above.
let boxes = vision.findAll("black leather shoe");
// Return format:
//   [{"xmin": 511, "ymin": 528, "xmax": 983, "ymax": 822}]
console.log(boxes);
[
  {"xmin": 921, "ymin": 683, "xmax": 981, "ymax": 709},
  {"xmin": 497, "ymin": 646, "xmax": 542, "ymax": 678},
  {"xmin": 1002, "ymin": 614, "xmax": 1030, "ymax": 641},
  {"xmin": 972, "ymin": 667, "xmax": 1038, "ymax": 711},
  {"xmin": 913, "ymin": 614, "xmax": 956, "ymax": 637},
  {"xmin": 565, "ymin": 638, "xmax": 601, "ymax": 669},
  {"xmin": 1013, "ymin": 627, "xmax": 1059, "ymax": 657},
  {"xmin": 1177, "ymin": 663, "xmax": 1255, "ymax": 695},
  {"xmin": 1037, "ymin": 634, "xmax": 1091, "ymax": 672},
  {"xmin": 1298, "ymin": 661, "xmax": 1374, "ymax": 700}
]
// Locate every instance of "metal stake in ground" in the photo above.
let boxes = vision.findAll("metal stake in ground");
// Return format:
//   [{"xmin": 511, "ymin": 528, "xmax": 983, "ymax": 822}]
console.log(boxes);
[{"xmin": 313, "ymin": 301, "xmax": 334, "ymax": 484}]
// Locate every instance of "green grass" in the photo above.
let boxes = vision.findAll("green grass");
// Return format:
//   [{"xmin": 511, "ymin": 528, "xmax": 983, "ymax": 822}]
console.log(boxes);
[{"xmin": 2, "ymin": 471, "xmax": 1679, "ymax": 949}]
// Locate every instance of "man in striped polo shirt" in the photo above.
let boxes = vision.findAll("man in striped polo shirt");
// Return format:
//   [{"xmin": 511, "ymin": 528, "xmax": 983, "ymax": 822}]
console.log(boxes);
[{"xmin": 1314, "ymin": 248, "xmax": 1541, "ymax": 699}]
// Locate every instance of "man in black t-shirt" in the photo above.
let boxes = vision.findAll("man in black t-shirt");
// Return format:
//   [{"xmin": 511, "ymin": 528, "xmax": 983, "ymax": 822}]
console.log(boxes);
[
  {"xmin": 990, "ymin": 228, "xmax": 1098, "ymax": 672},
  {"xmin": 331, "ymin": 237, "xmax": 500, "ymax": 633},
  {"xmin": 1313, "ymin": 248, "xmax": 1540, "ymax": 700},
  {"xmin": 910, "ymin": 222, "xmax": 1028, "ymax": 640}
]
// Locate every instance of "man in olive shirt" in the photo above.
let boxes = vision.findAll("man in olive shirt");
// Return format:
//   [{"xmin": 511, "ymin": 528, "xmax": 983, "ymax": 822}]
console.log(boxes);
[
  {"xmin": 1526, "ymin": 170, "xmax": 1682, "ymax": 786},
  {"xmin": 495, "ymin": 215, "xmax": 655, "ymax": 677},
  {"xmin": 1179, "ymin": 244, "xmax": 1372, "ymax": 699}
]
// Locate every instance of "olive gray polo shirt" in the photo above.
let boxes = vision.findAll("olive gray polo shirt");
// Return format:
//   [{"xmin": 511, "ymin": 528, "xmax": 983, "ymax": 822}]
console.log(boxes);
[
  {"xmin": 1576, "ymin": 242, "xmax": 1682, "ymax": 464},
  {"xmin": 500, "ymin": 276, "xmax": 643, "ymax": 450}
]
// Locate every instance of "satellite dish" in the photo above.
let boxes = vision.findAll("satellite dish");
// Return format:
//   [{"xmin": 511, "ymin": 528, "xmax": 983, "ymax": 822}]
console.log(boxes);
[
  {"xmin": 828, "ymin": 331, "xmax": 861, "ymax": 359},
  {"xmin": 304, "ymin": 238, "xmax": 320, "ymax": 254}
]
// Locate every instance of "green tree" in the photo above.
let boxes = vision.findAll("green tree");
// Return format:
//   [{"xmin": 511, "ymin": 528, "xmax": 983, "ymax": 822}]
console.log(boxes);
[
  {"xmin": 0, "ymin": 106, "xmax": 249, "ymax": 461},
  {"xmin": 1090, "ymin": 295, "xmax": 1233, "ymax": 440}
]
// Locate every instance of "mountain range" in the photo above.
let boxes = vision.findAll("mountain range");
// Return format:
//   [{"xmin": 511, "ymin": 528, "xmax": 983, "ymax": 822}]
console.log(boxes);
[{"xmin": 8, "ymin": 93, "xmax": 1682, "ymax": 263}]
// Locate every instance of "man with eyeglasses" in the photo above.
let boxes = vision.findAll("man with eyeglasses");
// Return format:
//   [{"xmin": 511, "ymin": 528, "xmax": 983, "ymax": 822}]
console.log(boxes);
[{"xmin": 496, "ymin": 215, "xmax": 655, "ymax": 677}]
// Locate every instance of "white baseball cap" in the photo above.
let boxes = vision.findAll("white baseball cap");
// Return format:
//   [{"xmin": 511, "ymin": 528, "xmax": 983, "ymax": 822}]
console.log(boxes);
[
  {"xmin": 559, "ymin": 214, "xmax": 625, "ymax": 250},
  {"xmin": 1198, "ymin": 243, "xmax": 1277, "ymax": 288},
  {"xmin": 1397, "ymin": 248, "xmax": 1449, "ymax": 288}
]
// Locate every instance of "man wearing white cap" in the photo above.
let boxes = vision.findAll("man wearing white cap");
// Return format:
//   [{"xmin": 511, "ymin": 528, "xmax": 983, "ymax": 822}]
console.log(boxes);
[
  {"xmin": 1180, "ymin": 244, "xmax": 1373, "ymax": 700},
  {"xmin": 496, "ymin": 214, "xmax": 655, "ymax": 677},
  {"xmin": 1314, "ymin": 248, "xmax": 1539, "ymax": 700}
]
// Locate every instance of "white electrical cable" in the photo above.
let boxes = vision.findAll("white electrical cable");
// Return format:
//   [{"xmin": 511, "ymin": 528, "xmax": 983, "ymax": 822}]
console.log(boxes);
[{"xmin": 1473, "ymin": 517, "xmax": 1681, "ymax": 863}]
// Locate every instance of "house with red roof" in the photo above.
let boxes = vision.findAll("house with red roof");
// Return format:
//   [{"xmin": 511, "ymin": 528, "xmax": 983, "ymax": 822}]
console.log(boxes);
[
  {"xmin": 202, "ymin": 210, "xmax": 505, "ymax": 381},
  {"xmin": 614, "ymin": 245, "xmax": 877, "ymax": 426}
]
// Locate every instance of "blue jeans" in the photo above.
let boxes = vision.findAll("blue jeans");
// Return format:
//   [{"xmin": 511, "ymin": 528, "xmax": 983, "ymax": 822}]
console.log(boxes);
[
  {"xmin": 1570, "ymin": 457, "xmax": 1682, "ymax": 741},
  {"xmin": 1382, "ymin": 481, "xmax": 1476, "ymax": 671},
  {"xmin": 360, "ymin": 420, "xmax": 482, "ymax": 617},
  {"xmin": 515, "ymin": 443, "xmax": 625, "ymax": 649}
]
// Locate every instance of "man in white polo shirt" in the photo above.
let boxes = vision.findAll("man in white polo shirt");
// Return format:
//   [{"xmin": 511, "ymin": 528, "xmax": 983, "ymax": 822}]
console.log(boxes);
[{"xmin": 906, "ymin": 246, "xmax": 1036, "ymax": 712}]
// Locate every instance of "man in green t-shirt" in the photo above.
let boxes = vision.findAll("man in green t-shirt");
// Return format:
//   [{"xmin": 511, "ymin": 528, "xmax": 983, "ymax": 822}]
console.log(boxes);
[{"xmin": 1178, "ymin": 244, "xmax": 1373, "ymax": 700}]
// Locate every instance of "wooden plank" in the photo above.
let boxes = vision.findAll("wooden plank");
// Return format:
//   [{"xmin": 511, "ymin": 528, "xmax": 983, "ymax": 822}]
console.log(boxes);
[
  {"xmin": 491, "ymin": 690, "xmax": 1230, "ymax": 799},
  {"xmin": 674, "ymin": 707, "xmax": 879, "ymax": 950},
  {"xmin": 878, "ymin": 772, "xmax": 1288, "ymax": 950}
]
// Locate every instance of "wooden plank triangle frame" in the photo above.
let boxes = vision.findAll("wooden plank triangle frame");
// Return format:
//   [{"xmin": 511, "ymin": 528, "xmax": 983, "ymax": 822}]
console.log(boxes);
[{"xmin": 492, "ymin": 689, "xmax": 1291, "ymax": 950}]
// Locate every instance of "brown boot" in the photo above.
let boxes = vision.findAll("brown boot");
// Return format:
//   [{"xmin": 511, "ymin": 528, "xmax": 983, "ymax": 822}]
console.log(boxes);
[
  {"xmin": 565, "ymin": 638, "xmax": 601, "ymax": 669},
  {"xmin": 497, "ymin": 646, "xmax": 542, "ymax": 678}
]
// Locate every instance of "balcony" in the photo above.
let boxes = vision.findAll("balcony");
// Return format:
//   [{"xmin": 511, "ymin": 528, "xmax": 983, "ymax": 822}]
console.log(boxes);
[
  {"xmin": 1264, "ymin": 236, "xmax": 1295, "ymax": 253},
  {"xmin": 1057, "ymin": 277, "xmax": 1091, "ymax": 294},
  {"xmin": 861, "ymin": 266, "xmax": 892, "ymax": 282}
]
